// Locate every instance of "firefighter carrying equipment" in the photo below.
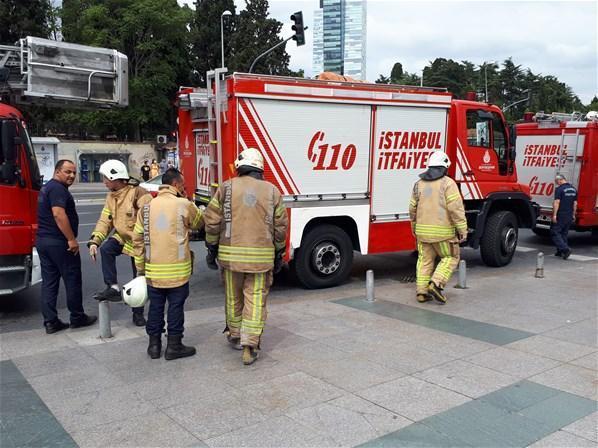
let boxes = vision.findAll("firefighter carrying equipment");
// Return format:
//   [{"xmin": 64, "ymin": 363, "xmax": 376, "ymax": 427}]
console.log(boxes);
[
  {"xmin": 122, "ymin": 276, "xmax": 148, "ymax": 308},
  {"xmin": 427, "ymin": 151, "xmax": 451, "ymax": 169},
  {"xmin": 234, "ymin": 147, "xmax": 264, "ymax": 172},
  {"xmin": 88, "ymin": 184, "xmax": 152, "ymax": 257},
  {"xmin": 131, "ymin": 185, "xmax": 204, "ymax": 288},
  {"xmin": 99, "ymin": 160, "xmax": 130, "ymax": 181}
]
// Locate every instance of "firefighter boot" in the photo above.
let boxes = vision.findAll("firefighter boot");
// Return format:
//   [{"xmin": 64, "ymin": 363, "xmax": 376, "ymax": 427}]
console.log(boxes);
[
  {"xmin": 227, "ymin": 335, "xmax": 243, "ymax": 350},
  {"xmin": 427, "ymin": 281, "xmax": 447, "ymax": 304},
  {"xmin": 147, "ymin": 335, "xmax": 162, "ymax": 359},
  {"xmin": 164, "ymin": 335, "xmax": 196, "ymax": 361},
  {"xmin": 132, "ymin": 310, "xmax": 146, "ymax": 327},
  {"xmin": 242, "ymin": 346, "xmax": 259, "ymax": 365},
  {"xmin": 417, "ymin": 293, "xmax": 432, "ymax": 303}
]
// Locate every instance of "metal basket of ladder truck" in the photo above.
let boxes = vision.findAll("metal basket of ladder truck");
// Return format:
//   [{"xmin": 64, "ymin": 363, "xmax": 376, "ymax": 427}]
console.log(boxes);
[
  {"xmin": 0, "ymin": 36, "xmax": 128, "ymax": 296},
  {"xmin": 515, "ymin": 111, "xmax": 598, "ymax": 237},
  {"xmin": 176, "ymin": 69, "xmax": 539, "ymax": 289}
]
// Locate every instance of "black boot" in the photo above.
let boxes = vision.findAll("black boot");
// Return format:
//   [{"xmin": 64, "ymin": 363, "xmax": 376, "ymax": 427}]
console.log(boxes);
[
  {"xmin": 94, "ymin": 286, "xmax": 122, "ymax": 302},
  {"xmin": 164, "ymin": 334, "xmax": 196, "ymax": 361},
  {"xmin": 132, "ymin": 311, "xmax": 146, "ymax": 327},
  {"xmin": 147, "ymin": 335, "xmax": 162, "ymax": 359}
]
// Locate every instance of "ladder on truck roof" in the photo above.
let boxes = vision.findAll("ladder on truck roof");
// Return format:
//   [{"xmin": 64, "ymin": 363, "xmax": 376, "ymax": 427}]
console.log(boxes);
[{"xmin": 0, "ymin": 36, "xmax": 128, "ymax": 108}]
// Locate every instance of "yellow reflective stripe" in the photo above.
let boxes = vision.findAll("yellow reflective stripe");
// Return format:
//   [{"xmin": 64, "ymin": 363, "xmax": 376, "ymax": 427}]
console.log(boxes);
[
  {"xmin": 219, "ymin": 245, "xmax": 274, "ymax": 254},
  {"xmin": 409, "ymin": 199, "xmax": 417, "ymax": 207},
  {"xmin": 101, "ymin": 207, "xmax": 111, "ymax": 217},
  {"xmin": 134, "ymin": 223, "xmax": 144, "ymax": 234},
  {"xmin": 146, "ymin": 271, "xmax": 191, "ymax": 279},
  {"xmin": 91, "ymin": 231, "xmax": 106, "ymax": 242},
  {"xmin": 205, "ymin": 233, "xmax": 219, "ymax": 244},
  {"xmin": 192, "ymin": 210, "xmax": 202, "ymax": 227},
  {"xmin": 208, "ymin": 197, "xmax": 221, "ymax": 209},
  {"xmin": 218, "ymin": 254, "xmax": 272, "ymax": 263},
  {"xmin": 275, "ymin": 205, "xmax": 286, "ymax": 218},
  {"xmin": 446, "ymin": 193, "xmax": 460, "ymax": 203},
  {"xmin": 134, "ymin": 255, "xmax": 144, "ymax": 263},
  {"xmin": 123, "ymin": 241, "xmax": 134, "ymax": 252},
  {"xmin": 146, "ymin": 261, "xmax": 192, "ymax": 271}
]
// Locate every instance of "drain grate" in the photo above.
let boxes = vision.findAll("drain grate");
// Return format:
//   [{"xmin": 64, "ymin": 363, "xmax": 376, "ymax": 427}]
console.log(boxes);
[{"xmin": 398, "ymin": 274, "xmax": 416, "ymax": 283}]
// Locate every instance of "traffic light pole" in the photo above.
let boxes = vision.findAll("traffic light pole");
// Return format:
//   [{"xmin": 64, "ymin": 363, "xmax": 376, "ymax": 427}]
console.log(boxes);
[{"xmin": 248, "ymin": 35, "xmax": 295, "ymax": 74}]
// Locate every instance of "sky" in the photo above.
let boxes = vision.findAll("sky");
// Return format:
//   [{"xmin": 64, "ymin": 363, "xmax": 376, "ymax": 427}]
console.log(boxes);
[{"xmin": 180, "ymin": 0, "xmax": 597, "ymax": 104}]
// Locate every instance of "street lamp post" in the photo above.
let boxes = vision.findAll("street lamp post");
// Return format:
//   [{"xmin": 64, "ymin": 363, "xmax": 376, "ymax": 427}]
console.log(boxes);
[
  {"xmin": 484, "ymin": 60, "xmax": 497, "ymax": 103},
  {"xmin": 220, "ymin": 10, "xmax": 232, "ymax": 68}
]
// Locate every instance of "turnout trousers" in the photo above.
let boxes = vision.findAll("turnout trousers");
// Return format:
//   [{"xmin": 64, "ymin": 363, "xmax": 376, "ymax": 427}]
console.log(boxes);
[
  {"xmin": 416, "ymin": 240, "xmax": 460, "ymax": 295},
  {"xmin": 223, "ymin": 269, "xmax": 273, "ymax": 348}
]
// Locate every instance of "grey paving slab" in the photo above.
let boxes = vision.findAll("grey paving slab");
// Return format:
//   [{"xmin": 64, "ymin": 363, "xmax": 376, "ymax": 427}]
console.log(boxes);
[
  {"xmin": 357, "ymin": 375, "xmax": 471, "ymax": 422},
  {"xmin": 543, "ymin": 318, "xmax": 598, "ymax": 348},
  {"xmin": 334, "ymin": 297, "xmax": 534, "ymax": 345},
  {"xmin": 12, "ymin": 346, "xmax": 101, "ymax": 380},
  {"xmin": 561, "ymin": 411, "xmax": 598, "ymax": 442},
  {"xmin": 212, "ymin": 352, "xmax": 297, "ymax": 387},
  {"xmin": 570, "ymin": 352, "xmax": 598, "ymax": 370},
  {"xmin": 286, "ymin": 394, "xmax": 412, "ymax": 447},
  {"xmin": 267, "ymin": 340, "xmax": 350, "ymax": 364},
  {"xmin": 0, "ymin": 328, "xmax": 77, "ymax": 358},
  {"xmin": 205, "ymin": 415, "xmax": 318, "ymax": 447},
  {"xmin": 284, "ymin": 314, "xmax": 366, "ymax": 341},
  {"xmin": 241, "ymin": 371, "xmax": 345, "ymax": 415},
  {"xmin": 356, "ymin": 422, "xmax": 473, "ymax": 448},
  {"xmin": 413, "ymin": 359, "xmax": 518, "ymax": 398},
  {"xmin": 71, "ymin": 411, "xmax": 204, "ymax": 447},
  {"xmin": 464, "ymin": 346, "xmax": 562, "ymax": 379},
  {"xmin": 258, "ymin": 325, "xmax": 314, "ymax": 353},
  {"xmin": 529, "ymin": 430, "xmax": 597, "ymax": 447},
  {"xmin": 506, "ymin": 335, "xmax": 597, "ymax": 363},
  {"xmin": 529, "ymin": 364, "xmax": 598, "ymax": 400},
  {"xmin": 0, "ymin": 361, "xmax": 76, "ymax": 448},
  {"xmin": 480, "ymin": 380, "xmax": 561, "ymax": 412}
]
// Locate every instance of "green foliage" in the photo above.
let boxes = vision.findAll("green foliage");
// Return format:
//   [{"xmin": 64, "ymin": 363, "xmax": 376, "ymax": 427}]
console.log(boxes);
[{"xmin": 0, "ymin": 0, "xmax": 54, "ymax": 43}]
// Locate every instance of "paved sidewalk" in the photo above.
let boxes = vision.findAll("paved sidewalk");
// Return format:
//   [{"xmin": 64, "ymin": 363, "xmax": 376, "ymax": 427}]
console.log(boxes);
[{"xmin": 1, "ymin": 249, "xmax": 597, "ymax": 447}]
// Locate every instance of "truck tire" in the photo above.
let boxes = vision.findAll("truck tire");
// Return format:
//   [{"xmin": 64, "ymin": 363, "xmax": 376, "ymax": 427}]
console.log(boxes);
[
  {"xmin": 294, "ymin": 224, "xmax": 354, "ymax": 289},
  {"xmin": 480, "ymin": 211, "xmax": 518, "ymax": 267},
  {"xmin": 532, "ymin": 227, "xmax": 551, "ymax": 238}
]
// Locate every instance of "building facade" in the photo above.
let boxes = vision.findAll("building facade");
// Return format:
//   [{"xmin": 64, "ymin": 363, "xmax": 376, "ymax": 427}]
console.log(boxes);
[{"xmin": 313, "ymin": 0, "xmax": 367, "ymax": 80}]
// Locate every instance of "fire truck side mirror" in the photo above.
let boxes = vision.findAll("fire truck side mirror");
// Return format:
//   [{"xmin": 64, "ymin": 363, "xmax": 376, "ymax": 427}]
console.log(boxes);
[
  {"xmin": 1, "ymin": 120, "xmax": 20, "ymax": 163},
  {"xmin": 508, "ymin": 124, "xmax": 517, "ymax": 149}
]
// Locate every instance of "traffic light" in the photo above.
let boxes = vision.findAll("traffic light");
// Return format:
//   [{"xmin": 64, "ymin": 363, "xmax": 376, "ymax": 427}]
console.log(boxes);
[{"xmin": 291, "ymin": 11, "xmax": 305, "ymax": 46}]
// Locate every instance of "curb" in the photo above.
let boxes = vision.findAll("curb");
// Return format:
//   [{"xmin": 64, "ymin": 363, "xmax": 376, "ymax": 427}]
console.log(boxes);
[{"xmin": 75, "ymin": 199, "xmax": 105, "ymax": 204}]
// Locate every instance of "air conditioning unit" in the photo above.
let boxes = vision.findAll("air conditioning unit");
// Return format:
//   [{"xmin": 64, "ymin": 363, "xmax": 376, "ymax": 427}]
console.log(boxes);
[{"xmin": 156, "ymin": 135, "xmax": 167, "ymax": 144}]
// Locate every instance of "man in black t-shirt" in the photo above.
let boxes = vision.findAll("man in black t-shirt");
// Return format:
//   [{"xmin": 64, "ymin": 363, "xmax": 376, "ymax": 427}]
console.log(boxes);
[
  {"xmin": 36, "ymin": 160, "xmax": 97, "ymax": 334},
  {"xmin": 551, "ymin": 174, "xmax": 578, "ymax": 260},
  {"xmin": 140, "ymin": 160, "xmax": 151, "ymax": 181}
]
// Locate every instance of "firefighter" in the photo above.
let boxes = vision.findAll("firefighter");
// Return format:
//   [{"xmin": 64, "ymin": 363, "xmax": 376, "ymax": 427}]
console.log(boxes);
[
  {"xmin": 204, "ymin": 148, "xmax": 288, "ymax": 365},
  {"xmin": 132, "ymin": 168, "xmax": 204, "ymax": 360},
  {"xmin": 88, "ymin": 160, "xmax": 152, "ymax": 326},
  {"xmin": 409, "ymin": 151, "xmax": 467, "ymax": 304}
]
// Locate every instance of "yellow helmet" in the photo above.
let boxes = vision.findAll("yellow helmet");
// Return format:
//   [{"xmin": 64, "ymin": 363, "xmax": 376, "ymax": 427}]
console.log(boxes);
[{"xmin": 234, "ymin": 148, "xmax": 264, "ymax": 171}]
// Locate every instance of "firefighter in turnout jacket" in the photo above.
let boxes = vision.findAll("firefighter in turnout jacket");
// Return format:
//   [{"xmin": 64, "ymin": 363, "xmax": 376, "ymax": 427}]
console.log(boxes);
[
  {"xmin": 204, "ymin": 148, "xmax": 288, "ymax": 365},
  {"xmin": 88, "ymin": 160, "xmax": 152, "ymax": 326},
  {"xmin": 132, "ymin": 169, "xmax": 204, "ymax": 360},
  {"xmin": 409, "ymin": 151, "xmax": 467, "ymax": 304}
]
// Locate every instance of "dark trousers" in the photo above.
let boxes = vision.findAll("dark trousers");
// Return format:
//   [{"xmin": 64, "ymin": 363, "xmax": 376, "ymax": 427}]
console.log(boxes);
[
  {"xmin": 100, "ymin": 237, "xmax": 143, "ymax": 314},
  {"xmin": 551, "ymin": 217, "xmax": 572, "ymax": 252},
  {"xmin": 146, "ymin": 282, "xmax": 189, "ymax": 336},
  {"xmin": 37, "ymin": 238, "xmax": 85, "ymax": 325}
]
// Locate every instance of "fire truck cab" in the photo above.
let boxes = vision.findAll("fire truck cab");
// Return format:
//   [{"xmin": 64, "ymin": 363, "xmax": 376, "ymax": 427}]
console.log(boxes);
[{"xmin": 177, "ymin": 71, "xmax": 537, "ymax": 288}]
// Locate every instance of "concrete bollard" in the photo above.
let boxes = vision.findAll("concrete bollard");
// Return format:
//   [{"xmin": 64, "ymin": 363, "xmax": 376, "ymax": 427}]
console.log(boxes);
[
  {"xmin": 534, "ymin": 252, "xmax": 545, "ymax": 279},
  {"xmin": 98, "ymin": 300, "xmax": 113, "ymax": 339},
  {"xmin": 365, "ymin": 269, "xmax": 375, "ymax": 302},
  {"xmin": 455, "ymin": 260, "xmax": 468, "ymax": 289}
]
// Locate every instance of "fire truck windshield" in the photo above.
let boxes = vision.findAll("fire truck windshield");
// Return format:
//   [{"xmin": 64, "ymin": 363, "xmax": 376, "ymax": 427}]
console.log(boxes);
[{"xmin": 0, "ymin": 118, "xmax": 42, "ymax": 189}]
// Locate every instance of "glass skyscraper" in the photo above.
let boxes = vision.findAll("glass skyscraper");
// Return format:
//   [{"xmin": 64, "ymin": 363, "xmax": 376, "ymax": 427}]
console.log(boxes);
[{"xmin": 312, "ymin": 0, "xmax": 367, "ymax": 80}]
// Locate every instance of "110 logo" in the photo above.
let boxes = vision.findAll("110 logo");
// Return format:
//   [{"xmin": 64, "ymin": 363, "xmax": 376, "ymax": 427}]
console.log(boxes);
[
  {"xmin": 307, "ymin": 131, "xmax": 357, "ymax": 171},
  {"xmin": 529, "ymin": 175, "xmax": 554, "ymax": 197}
]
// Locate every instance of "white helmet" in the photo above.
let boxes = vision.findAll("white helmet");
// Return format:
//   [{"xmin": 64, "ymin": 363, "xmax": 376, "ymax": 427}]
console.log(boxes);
[
  {"xmin": 586, "ymin": 111, "xmax": 598, "ymax": 121},
  {"xmin": 427, "ymin": 151, "xmax": 451, "ymax": 168},
  {"xmin": 234, "ymin": 148, "xmax": 264, "ymax": 171},
  {"xmin": 122, "ymin": 276, "xmax": 148, "ymax": 308},
  {"xmin": 99, "ymin": 160, "xmax": 129, "ymax": 181}
]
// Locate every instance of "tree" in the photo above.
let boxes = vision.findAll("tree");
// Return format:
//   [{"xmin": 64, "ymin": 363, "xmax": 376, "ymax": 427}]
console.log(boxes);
[
  {"xmin": 0, "ymin": 0, "xmax": 54, "ymax": 43},
  {"xmin": 390, "ymin": 63, "xmax": 403, "ymax": 84},
  {"xmin": 375, "ymin": 74, "xmax": 390, "ymax": 84}
]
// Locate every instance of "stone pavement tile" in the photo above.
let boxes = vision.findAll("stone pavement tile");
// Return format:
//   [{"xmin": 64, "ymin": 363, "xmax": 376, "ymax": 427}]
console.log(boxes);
[
  {"xmin": 284, "ymin": 314, "xmax": 367, "ymax": 341},
  {"xmin": 286, "ymin": 393, "xmax": 412, "ymax": 447},
  {"xmin": 0, "ymin": 347, "xmax": 9, "ymax": 361},
  {"xmin": 268, "ymin": 340, "xmax": 351, "ymax": 364},
  {"xmin": 518, "ymin": 391, "xmax": 597, "ymax": 433},
  {"xmin": 259, "ymin": 325, "xmax": 314, "ymax": 353},
  {"xmin": 242, "ymin": 371, "xmax": 345, "ymax": 415},
  {"xmin": 561, "ymin": 411, "xmax": 598, "ymax": 442},
  {"xmin": 12, "ymin": 346, "xmax": 99, "ymax": 379},
  {"xmin": 529, "ymin": 430, "xmax": 597, "ymax": 447},
  {"xmin": 529, "ymin": 364, "xmax": 598, "ymax": 400},
  {"xmin": 0, "ymin": 359, "xmax": 26, "ymax": 385},
  {"xmin": 357, "ymin": 376, "xmax": 471, "ymax": 422},
  {"xmin": 355, "ymin": 342, "xmax": 456, "ymax": 375},
  {"xmin": 464, "ymin": 346, "xmax": 561, "ymax": 379},
  {"xmin": 28, "ymin": 364, "xmax": 125, "ymax": 400},
  {"xmin": 83, "ymin": 336, "xmax": 155, "ymax": 371},
  {"xmin": 183, "ymin": 306, "xmax": 225, "ymax": 327},
  {"xmin": 413, "ymin": 360, "xmax": 517, "ymax": 398},
  {"xmin": 480, "ymin": 380, "xmax": 560, "ymax": 412},
  {"xmin": 293, "ymin": 355, "xmax": 406, "ymax": 392},
  {"xmin": 569, "ymin": 352, "xmax": 598, "ymax": 371},
  {"xmin": 356, "ymin": 422, "xmax": 473, "ymax": 448},
  {"xmin": 408, "ymin": 332, "xmax": 496, "ymax": 359},
  {"xmin": 71, "ymin": 411, "xmax": 204, "ymax": 448},
  {"xmin": 211, "ymin": 353, "xmax": 297, "ymax": 387},
  {"xmin": 543, "ymin": 318, "xmax": 598, "ymax": 348},
  {"xmin": 506, "ymin": 335, "xmax": 596, "ymax": 362},
  {"xmin": 41, "ymin": 384, "xmax": 156, "ymax": 433},
  {"xmin": 0, "ymin": 328, "xmax": 77, "ymax": 358},
  {"xmin": 163, "ymin": 389, "xmax": 266, "ymax": 440},
  {"xmin": 205, "ymin": 415, "xmax": 318, "ymax": 448},
  {"xmin": 65, "ymin": 324, "xmax": 140, "ymax": 346}
]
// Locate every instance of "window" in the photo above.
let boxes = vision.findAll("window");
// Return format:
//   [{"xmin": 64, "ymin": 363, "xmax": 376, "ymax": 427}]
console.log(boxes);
[
  {"xmin": 0, "ymin": 119, "xmax": 42, "ymax": 189},
  {"xmin": 466, "ymin": 110, "xmax": 509, "ymax": 175},
  {"xmin": 20, "ymin": 122, "xmax": 42, "ymax": 190},
  {"xmin": 466, "ymin": 111, "xmax": 490, "ymax": 148}
]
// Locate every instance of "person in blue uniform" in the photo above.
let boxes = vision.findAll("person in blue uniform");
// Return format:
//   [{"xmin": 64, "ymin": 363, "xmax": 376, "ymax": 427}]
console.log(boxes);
[
  {"xmin": 36, "ymin": 160, "xmax": 97, "ymax": 334},
  {"xmin": 551, "ymin": 174, "xmax": 578, "ymax": 260}
]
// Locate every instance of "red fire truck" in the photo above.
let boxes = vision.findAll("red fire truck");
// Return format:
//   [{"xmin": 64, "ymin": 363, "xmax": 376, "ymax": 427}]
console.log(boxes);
[
  {"xmin": 515, "ymin": 112, "xmax": 598, "ymax": 236},
  {"xmin": 0, "ymin": 37, "xmax": 127, "ymax": 296},
  {"xmin": 177, "ymin": 70, "xmax": 537, "ymax": 288}
]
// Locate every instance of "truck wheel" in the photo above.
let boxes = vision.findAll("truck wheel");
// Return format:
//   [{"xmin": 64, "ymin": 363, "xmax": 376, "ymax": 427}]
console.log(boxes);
[
  {"xmin": 294, "ymin": 224, "xmax": 354, "ymax": 289},
  {"xmin": 480, "ymin": 211, "xmax": 518, "ymax": 267},
  {"xmin": 532, "ymin": 227, "xmax": 551, "ymax": 238}
]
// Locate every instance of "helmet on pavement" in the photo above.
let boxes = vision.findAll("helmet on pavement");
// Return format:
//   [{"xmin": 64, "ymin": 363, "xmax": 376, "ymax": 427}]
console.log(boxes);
[
  {"xmin": 234, "ymin": 148, "xmax": 264, "ymax": 172},
  {"xmin": 99, "ymin": 160, "xmax": 129, "ymax": 181},
  {"xmin": 427, "ymin": 151, "xmax": 451, "ymax": 168},
  {"xmin": 122, "ymin": 276, "xmax": 148, "ymax": 308}
]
